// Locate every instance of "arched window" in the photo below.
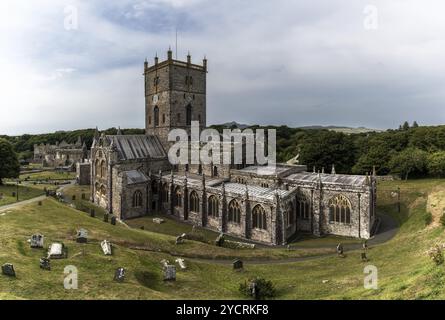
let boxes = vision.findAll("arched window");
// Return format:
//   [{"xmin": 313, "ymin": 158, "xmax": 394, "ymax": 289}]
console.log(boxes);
[
  {"xmin": 132, "ymin": 190, "xmax": 143, "ymax": 208},
  {"xmin": 186, "ymin": 104, "xmax": 192, "ymax": 126},
  {"xmin": 151, "ymin": 180, "xmax": 158, "ymax": 195},
  {"xmin": 252, "ymin": 205, "xmax": 267, "ymax": 230},
  {"xmin": 286, "ymin": 202, "xmax": 294, "ymax": 226},
  {"xmin": 161, "ymin": 183, "xmax": 169, "ymax": 203},
  {"xmin": 213, "ymin": 166, "xmax": 218, "ymax": 177},
  {"xmin": 198, "ymin": 164, "xmax": 202, "ymax": 175},
  {"xmin": 208, "ymin": 195, "xmax": 219, "ymax": 218},
  {"xmin": 173, "ymin": 187, "xmax": 182, "ymax": 208},
  {"xmin": 100, "ymin": 160, "xmax": 107, "ymax": 178},
  {"xmin": 329, "ymin": 195, "xmax": 352, "ymax": 224},
  {"xmin": 95, "ymin": 159, "xmax": 100, "ymax": 177},
  {"xmin": 190, "ymin": 191, "xmax": 199, "ymax": 213},
  {"xmin": 154, "ymin": 106, "xmax": 159, "ymax": 127},
  {"xmin": 296, "ymin": 194, "xmax": 310, "ymax": 220},
  {"xmin": 228, "ymin": 200, "xmax": 241, "ymax": 224},
  {"xmin": 100, "ymin": 185, "xmax": 107, "ymax": 196}
]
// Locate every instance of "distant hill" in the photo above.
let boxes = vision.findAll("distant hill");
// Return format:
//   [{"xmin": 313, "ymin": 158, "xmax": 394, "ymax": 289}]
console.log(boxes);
[{"xmin": 298, "ymin": 125, "xmax": 382, "ymax": 134}]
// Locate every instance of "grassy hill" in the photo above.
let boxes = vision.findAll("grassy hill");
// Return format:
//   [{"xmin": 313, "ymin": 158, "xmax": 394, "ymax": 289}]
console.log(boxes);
[{"xmin": 0, "ymin": 179, "xmax": 445, "ymax": 299}]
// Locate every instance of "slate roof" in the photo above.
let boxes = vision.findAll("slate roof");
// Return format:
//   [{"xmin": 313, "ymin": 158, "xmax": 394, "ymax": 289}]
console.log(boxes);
[
  {"xmin": 285, "ymin": 172, "xmax": 368, "ymax": 187},
  {"xmin": 214, "ymin": 182, "xmax": 288, "ymax": 201},
  {"xmin": 125, "ymin": 170, "xmax": 150, "ymax": 185},
  {"xmin": 106, "ymin": 135, "xmax": 166, "ymax": 161}
]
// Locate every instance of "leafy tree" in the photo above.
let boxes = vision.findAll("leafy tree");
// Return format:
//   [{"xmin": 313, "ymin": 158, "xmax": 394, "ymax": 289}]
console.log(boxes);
[
  {"xmin": 0, "ymin": 138, "xmax": 20, "ymax": 185},
  {"xmin": 427, "ymin": 151, "xmax": 445, "ymax": 177},
  {"xmin": 389, "ymin": 147, "xmax": 428, "ymax": 180},
  {"xmin": 402, "ymin": 121, "xmax": 410, "ymax": 131},
  {"xmin": 298, "ymin": 130, "xmax": 356, "ymax": 173}
]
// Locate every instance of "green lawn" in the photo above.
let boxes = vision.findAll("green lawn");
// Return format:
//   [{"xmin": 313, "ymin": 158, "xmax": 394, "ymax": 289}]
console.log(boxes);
[
  {"xmin": 19, "ymin": 170, "xmax": 76, "ymax": 181},
  {"xmin": 0, "ymin": 185, "xmax": 44, "ymax": 206},
  {"xmin": 0, "ymin": 179, "xmax": 444, "ymax": 299}
]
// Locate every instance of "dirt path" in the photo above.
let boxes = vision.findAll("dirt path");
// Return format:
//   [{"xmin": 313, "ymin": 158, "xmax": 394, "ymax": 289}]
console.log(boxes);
[{"xmin": 427, "ymin": 188, "xmax": 445, "ymax": 229}]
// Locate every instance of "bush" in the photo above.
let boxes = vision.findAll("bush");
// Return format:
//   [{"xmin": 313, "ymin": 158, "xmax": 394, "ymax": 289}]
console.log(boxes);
[
  {"xmin": 239, "ymin": 277, "xmax": 276, "ymax": 300},
  {"xmin": 427, "ymin": 245, "xmax": 444, "ymax": 265},
  {"xmin": 425, "ymin": 212, "xmax": 433, "ymax": 226}
]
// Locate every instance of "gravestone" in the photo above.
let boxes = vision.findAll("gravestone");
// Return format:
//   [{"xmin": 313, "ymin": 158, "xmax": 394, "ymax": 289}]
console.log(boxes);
[
  {"xmin": 175, "ymin": 258, "xmax": 187, "ymax": 270},
  {"xmin": 38, "ymin": 201, "xmax": 42, "ymax": 206},
  {"xmin": 153, "ymin": 218, "xmax": 165, "ymax": 224},
  {"xmin": 110, "ymin": 216, "xmax": 117, "ymax": 226},
  {"xmin": 2, "ymin": 263, "xmax": 16, "ymax": 277},
  {"xmin": 249, "ymin": 280, "xmax": 259, "ymax": 299},
  {"xmin": 140, "ymin": 226, "xmax": 145, "ymax": 230},
  {"xmin": 30, "ymin": 234, "xmax": 44, "ymax": 248},
  {"xmin": 114, "ymin": 267, "xmax": 125, "ymax": 282},
  {"xmin": 103, "ymin": 213, "xmax": 109, "ymax": 223},
  {"xmin": 76, "ymin": 229, "xmax": 88, "ymax": 243},
  {"xmin": 47, "ymin": 243, "xmax": 66, "ymax": 259},
  {"xmin": 39, "ymin": 258, "xmax": 51, "ymax": 270},
  {"xmin": 160, "ymin": 259, "xmax": 169, "ymax": 268},
  {"xmin": 215, "ymin": 233, "xmax": 225, "ymax": 247},
  {"xmin": 232, "ymin": 259, "xmax": 243, "ymax": 270},
  {"xmin": 101, "ymin": 240, "xmax": 112, "ymax": 256},
  {"xmin": 163, "ymin": 265, "xmax": 176, "ymax": 281},
  {"xmin": 175, "ymin": 233, "xmax": 186, "ymax": 245},
  {"xmin": 90, "ymin": 209, "xmax": 95, "ymax": 218}
]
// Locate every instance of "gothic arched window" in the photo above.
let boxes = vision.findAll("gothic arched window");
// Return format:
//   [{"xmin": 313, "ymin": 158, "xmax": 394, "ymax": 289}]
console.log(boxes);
[
  {"xmin": 252, "ymin": 205, "xmax": 267, "ymax": 230},
  {"xmin": 329, "ymin": 195, "xmax": 352, "ymax": 224},
  {"xmin": 95, "ymin": 159, "xmax": 100, "ymax": 177},
  {"xmin": 296, "ymin": 193, "xmax": 310, "ymax": 220},
  {"xmin": 186, "ymin": 104, "xmax": 192, "ymax": 126},
  {"xmin": 154, "ymin": 106, "xmax": 159, "ymax": 127},
  {"xmin": 208, "ymin": 195, "xmax": 219, "ymax": 218},
  {"xmin": 213, "ymin": 166, "xmax": 218, "ymax": 177},
  {"xmin": 190, "ymin": 191, "xmax": 199, "ymax": 213},
  {"xmin": 174, "ymin": 187, "xmax": 182, "ymax": 208},
  {"xmin": 228, "ymin": 200, "xmax": 241, "ymax": 224},
  {"xmin": 100, "ymin": 160, "xmax": 107, "ymax": 178},
  {"xmin": 286, "ymin": 202, "xmax": 294, "ymax": 226},
  {"xmin": 161, "ymin": 183, "xmax": 169, "ymax": 203},
  {"xmin": 132, "ymin": 190, "xmax": 143, "ymax": 208}
]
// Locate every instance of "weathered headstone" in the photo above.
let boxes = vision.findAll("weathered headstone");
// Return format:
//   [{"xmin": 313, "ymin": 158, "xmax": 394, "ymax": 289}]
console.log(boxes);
[
  {"xmin": 38, "ymin": 201, "xmax": 42, "ymax": 206},
  {"xmin": 114, "ymin": 267, "xmax": 125, "ymax": 282},
  {"xmin": 163, "ymin": 265, "xmax": 176, "ymax": 281},
  {"xmin": 153, "ymin": 218, "xmax": 165, "ymax": 224},
  {"xmin": 101, "ymin": 240, "xmax": 112, "ymax": 256},
  {"xmin": 160, "ymin": 259, "xmax": 169, "ymax": 268},
  {"xmin": 2, "ymin": 263, "xmax": 16, "ymax": 277},
  {"xmin": 39, "ymin": 258, "xmax": 51, "ymax": 270},
  {"xmin": 90, "ymin": 209, "xmax": 95, "ymax": 218},
  {"xmin": 232, "ymin": 259, "xmax": 243, "ymax": 270},
  {"xmin": 175, "ymin": 258, "xmax": 187, "ymax": 270},
  {"xmin": 48, "ymin": 243, "xmax": 66, "ymax": 259},
  {"xmin": 103, "ymin": 213, "xmax": 109, "ymax": 222},
  {"xmin": 336, "ymin": 243, "xmax": 344, "ymax": 257},
  {"xmin": 215, "ymin": 233, "xmax": 225, "ymax": 247},
  {"xmin": 30, "ymin": 234, "xmax": 44, "ymax": 248},
  {"xmin": 175, "ymin": 234, "xmax": 186, "ymax": 245},
  {"xmin": 249, "ymin": 280, "xmax": 259, "ymax": 299},
  {"xmin": 110, "ymin": 216, "xmax": 117, "ymax": 226},
  {"xmin": 140, "ymin": 226, "xmax": 145, "ymax": 230},
  {"xmin": 76, "ymin": 229, "xmax": 88, "ymax": 243}
]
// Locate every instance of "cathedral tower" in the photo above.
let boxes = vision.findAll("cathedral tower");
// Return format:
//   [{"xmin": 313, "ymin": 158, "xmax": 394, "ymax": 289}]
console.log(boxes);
[{"xmin": 144, "ymin": 49, "xmax": 207, "ymax": 149}]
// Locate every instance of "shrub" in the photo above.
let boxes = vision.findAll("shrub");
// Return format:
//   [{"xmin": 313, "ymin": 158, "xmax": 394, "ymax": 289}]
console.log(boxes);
[
  {"xmin": 425, "ymin": 212, "xmax": 433, "ymax": 226},
  {"xmin": 427, "ymin": 245, "xmax": 444, "ymax": 265},
  {"xmin": 239, "ymin": 277, "xmax": 276, "ymax": 300}
]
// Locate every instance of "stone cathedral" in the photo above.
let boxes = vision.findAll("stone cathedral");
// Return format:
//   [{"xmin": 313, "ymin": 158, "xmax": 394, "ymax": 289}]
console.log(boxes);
[{"xmin": 90, "ymin": 49, "xmax": 377, "ymax": 245}]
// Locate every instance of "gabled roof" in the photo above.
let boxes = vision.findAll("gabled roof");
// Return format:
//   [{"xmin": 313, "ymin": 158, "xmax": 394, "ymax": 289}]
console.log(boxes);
[
  {"xmin": 124, "ymin": 170, "xmax": 150, "ymax": 185},
  {"xmin": 106, "ymin": 135, "xmax": 166, "ymax": 161},
  {"xmin": 285, "ymin": 172, "xmax": 368, "ymax": 187}
]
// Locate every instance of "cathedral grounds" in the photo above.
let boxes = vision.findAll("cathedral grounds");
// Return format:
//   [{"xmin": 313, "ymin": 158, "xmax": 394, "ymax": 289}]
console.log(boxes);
[{"xmin": 0, "ymin": 177, "xmax": 444, "ymax": 299}]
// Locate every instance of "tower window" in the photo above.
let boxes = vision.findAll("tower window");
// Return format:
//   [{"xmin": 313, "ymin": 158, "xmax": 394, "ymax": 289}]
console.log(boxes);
[
  {"xmin": 186, "ymin": 104, "xmax": 192, "ymax": 126},
  {"xmin": 148, "ymin": 116, "xmax": 151, "ymax": 125},
  {"xmin": 154, "ymin": 106, "xmax": 159, "ymax": 127},
  {"xmin": 162, "ymin": 113, "xmax": 165, "ymax": 123}
]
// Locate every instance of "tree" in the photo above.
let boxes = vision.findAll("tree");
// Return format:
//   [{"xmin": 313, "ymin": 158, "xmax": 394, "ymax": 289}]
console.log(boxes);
[
  {"xmin": 412, "ymin": 121, "xmax": 419, "ymax": 128},
  {"xmin": 427, "ymin": 151, "xmax": 445, "ymax": 177},
  {"xmin": 0, "ymin": 138, "xmax": 20, "ymax": 185},
  {"xmin": 402, "ymin": 121, "xmax": 410, "ymax": 131},
  {"xmin": 389, "ymin": 148, "xmax": 428, "ymax": 180}
]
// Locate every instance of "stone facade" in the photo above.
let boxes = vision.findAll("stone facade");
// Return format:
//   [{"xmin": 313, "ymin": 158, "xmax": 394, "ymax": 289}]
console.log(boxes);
[
  {"xmin": 90, "ymin": 51, "xmax": 377, "ymax": 245},
  {"xmin": 76, "ymin": 162, "xmax": 91, "ymax": 185},
  {"xmin": 34, "ymin": 137, "xmax": 87, "ymax": 168}
]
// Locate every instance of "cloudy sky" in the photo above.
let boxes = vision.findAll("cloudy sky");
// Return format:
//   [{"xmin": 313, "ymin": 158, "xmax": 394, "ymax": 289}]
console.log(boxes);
[{"xmin": 1, "ymin": 0, "xmax": 445, "ymax": 135}]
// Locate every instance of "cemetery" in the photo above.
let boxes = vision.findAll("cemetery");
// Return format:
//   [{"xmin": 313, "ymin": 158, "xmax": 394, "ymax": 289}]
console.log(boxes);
[{"xmin": 0, "ymin": 178, "xmax": 442, "ymax": 299}]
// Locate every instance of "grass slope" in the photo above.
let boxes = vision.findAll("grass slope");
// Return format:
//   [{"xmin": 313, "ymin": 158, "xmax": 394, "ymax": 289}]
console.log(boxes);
[{"xmin": 0, "ymin": 179, "xmax": 444, "ymax": 299}]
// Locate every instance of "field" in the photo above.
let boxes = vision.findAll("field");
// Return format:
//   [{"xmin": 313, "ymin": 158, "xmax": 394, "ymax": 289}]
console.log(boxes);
[
  {"xmin": 0, "ymin": 179, "xmax": 445, "ymax": 299},
  {"xmin": 19, "ymin": 170, "xmax": 76, "ymax": 181},
  {"xmin": 0, "ymin": 185, "xmax": 44, "ymax": 206}
]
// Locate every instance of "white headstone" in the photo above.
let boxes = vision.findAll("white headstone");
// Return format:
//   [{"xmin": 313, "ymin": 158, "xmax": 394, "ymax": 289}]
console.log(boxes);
[{"xmin": 101, "ymin": 240, "xmax": 112, "ymax": 255}]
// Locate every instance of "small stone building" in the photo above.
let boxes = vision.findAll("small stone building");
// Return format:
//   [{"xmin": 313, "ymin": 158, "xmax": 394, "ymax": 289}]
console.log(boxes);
[
  {"xmin": 90, "ymin": 50, "xmax": 377, "ymax": 245},
  {"xmin": 34, "ymin": 137, "xmax": 88, "ymax": 168}
]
